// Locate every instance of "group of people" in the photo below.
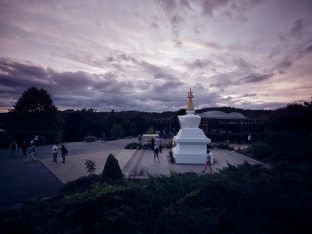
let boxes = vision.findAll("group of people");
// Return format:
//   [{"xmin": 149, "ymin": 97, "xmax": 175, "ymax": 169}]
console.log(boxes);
[
  {"xmin": 52, "ymin": 144, "xmax": 68, "ymax": 164},
  {"xmin": 9, "ymin": 139, "xmax": 69, "ymax": 164},
  {"xmin": 10, "ymin": 139, "xmax": 37, "ymax": 162},
  {"xmin": 151, "ymin": 136, "xmax": 162, "ymax": 163}
]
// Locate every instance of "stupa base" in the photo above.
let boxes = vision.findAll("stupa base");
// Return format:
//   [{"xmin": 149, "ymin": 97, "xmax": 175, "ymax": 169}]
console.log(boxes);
[{"xmin": 172, "ymin": 147, "xmax": 206, "ymax": 164}]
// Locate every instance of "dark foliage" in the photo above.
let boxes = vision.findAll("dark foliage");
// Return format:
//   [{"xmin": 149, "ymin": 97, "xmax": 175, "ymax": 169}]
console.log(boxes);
[
  {"xmin": 102, "ymin": 154, "xmax": 124, "ymax": 183},
  {"xmin": 267, "ymin": 100, "xmax": 312, "ymax": 133},
  {"xmin": 1, "ymin": 87, "xmax": 63, "ymax": 147},
  {"xmin": 250, "ymin": 132, "xmax": 312, "ymax": 163},
  {"xmin": 59, "ymin": 174, "xmax": 101, "ymax": 195},
  {"xmin": 11, "ymin": 87, "xmax": 57, "ymax": 113},
  {"xmin": 0, "ymin": 163, "xmax": 311, "ymax": 233},
  {"xmin": 60, "ymin": 109, "xmax": 175, "ymax": 143}
]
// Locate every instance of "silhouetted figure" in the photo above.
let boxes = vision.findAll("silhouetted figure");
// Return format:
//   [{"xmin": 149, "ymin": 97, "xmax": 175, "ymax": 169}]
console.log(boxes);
[
  {"xmin": 26, "ymin": 144, "xmax": 37, "ymax": 161},
  {"xmin": 202, "ymin": 149, "xmax": 213, "ymax": 174},
  {"xmin": 29, "ymin": 139, "xmax": 37, "ymax": 156},
  {"xmin": 154, "ymin": 144, "xmax": 159, "ymax": 163},
  {"xmin": 157, "ymin": 137, "xmax": 163, "ymax": 153},
  {"xmin": 9, "ymin": 140, "xmax": 17, "ymax": 158},
  {"xmin": 21, "ymin": 141, "xmax": 27, "ymax": 158},
  {"xmin": 151, "ymin": 137, "xmax": 155, "ymax": 150},
  {"xmin": 61, "ymin": 144, "xmax": 69, "ymax": 163}
]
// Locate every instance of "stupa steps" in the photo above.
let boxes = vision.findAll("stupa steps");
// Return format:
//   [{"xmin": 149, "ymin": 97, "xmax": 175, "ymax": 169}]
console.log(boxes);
[{"xmin": 176, "ymin": 132, "xmax": 207, "ymax": 138}]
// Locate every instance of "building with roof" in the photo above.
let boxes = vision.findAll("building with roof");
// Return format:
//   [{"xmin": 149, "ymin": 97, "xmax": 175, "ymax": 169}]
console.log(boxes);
[{"xmin": 199, "ymin": 111, "xmax": 264, "ymax": 135}]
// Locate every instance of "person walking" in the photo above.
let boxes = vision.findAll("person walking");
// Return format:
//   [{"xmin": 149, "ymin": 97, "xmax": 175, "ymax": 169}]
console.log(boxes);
[
  {"xmin": 52, "ymin": 144, "xmax": 59, "ymax": 164},
  {"xmin": 202, "ymin": 149, "xmax": 213, "ymax": 174},
  {"xmin": 61, "ymin": 144, "xmax": 69, "ymax": 163},
  {"xmin": 158, "ymin": 137, "xmax": 163, "ymax": 153},
  {"xmin": 151, "ymin": 137, "xmax": 155, "ymax": 151},
  {"xmin": 21, "ymin": 141, "xmax": 27, "ymax": 159},
  {"xmin": 30, "ymin": 138, "xmax": 37, "ymax": 156},
  {"xmin": 154, "ymin": 144, "xmax": 160, "ymax": 163},
  {"xmin": 9, "ymin": 140, "xmax": 17, "ymax": 158},
  {"xmin": 154, "ymin": 136, "xmax": 162, "ymax": 163},
  {"xmin": 26, "ymin": 144, "xmax": 37, "ymax": 161}
]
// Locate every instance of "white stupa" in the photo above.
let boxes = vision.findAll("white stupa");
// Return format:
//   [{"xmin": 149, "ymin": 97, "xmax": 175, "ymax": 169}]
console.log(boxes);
[{"xmin": 172, "ymin": 89, "xmax": 211, "ymax": 164}]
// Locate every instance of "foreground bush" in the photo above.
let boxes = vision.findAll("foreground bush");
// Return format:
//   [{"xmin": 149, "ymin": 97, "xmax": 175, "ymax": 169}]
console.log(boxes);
[
  {"xmin": 0, "ymin": 163, "xmax": 311, "ymax": 233},
  {"xmin": 59, "ymin": 174, "xmax": 101, "ymax": 194}
]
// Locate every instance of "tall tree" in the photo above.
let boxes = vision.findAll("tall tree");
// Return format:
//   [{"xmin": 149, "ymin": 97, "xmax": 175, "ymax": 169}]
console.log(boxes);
[
  {"xmin": 12, "ymin": 87, "xmax": 57, "ymax": 113},
  {"xmin": 8, "ymin": 87, "xmax": 63, "ymax": 144}
]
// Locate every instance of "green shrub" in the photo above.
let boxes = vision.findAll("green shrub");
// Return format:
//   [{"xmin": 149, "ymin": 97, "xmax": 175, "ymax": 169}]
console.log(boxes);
[
  {"xmin": 102, "ymin": 154, "xmax": 124, "ymax": 183},
  {"xmin": 59, "ymin": 174, "xmax": 101, "ymax": 194},
  {"xmin": 251, "ymin": 132, "xmax": 312, "ymax": 163},
  {"xmin": 125, "ymin": 142, "xmax": 139, "ymax": 149},
  {"xmin": 84, "ymin": 135, "xmax": 97, "ymax": 142},
  {"xmin": 84, "ymin": 159, "xmax": 96, "ymax": 175},
  {"xmin": 251, "ymin": 142, "xmax": 273, "ymax": 160}
]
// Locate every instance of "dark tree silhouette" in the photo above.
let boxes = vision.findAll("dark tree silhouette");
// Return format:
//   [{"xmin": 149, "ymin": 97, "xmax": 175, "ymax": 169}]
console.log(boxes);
[
  {"xmin": 6, "ymin": 87, "xmax": 62, "ymax": 145},
  {"xmin": 12, "ymin": 87, "xmax": 57, "ymax": 113}
]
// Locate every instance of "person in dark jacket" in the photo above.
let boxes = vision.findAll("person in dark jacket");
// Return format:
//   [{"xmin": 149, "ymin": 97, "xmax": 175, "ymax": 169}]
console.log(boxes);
[
  {"xmin": 61, "ymin": 144, "xmax": 69, "ymax": 163},
  {"xmin": 21, "ymin": 141, "xmax": 27, "ymax": 158},
  {"xmin": 9, "ymin": 140, "xmax": 17, "ymax": 158}
]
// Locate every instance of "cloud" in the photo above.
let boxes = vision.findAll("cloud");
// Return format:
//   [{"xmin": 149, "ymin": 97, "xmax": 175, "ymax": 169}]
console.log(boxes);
[
  {"xmin": 240, "ymin": 73, "xmax": 273, "ymax": 83},
  {"xmin": 278, "ymin": 18, "xmax": 305, "ymax": 41},
  {"xmin": 0, "ymin": 57, "xmax": 210, "ymax": 111},
  {"xmin": 188, "ymin": 59, "xmax": 212, "ymax": 69},
  {"xmin": 201, "ymin": 0, "xmax": 231, "ymax": 16},
  {"xmin": 240, "ymin": 93, "xmax": 257, "ymax": 98},
  {"xmin": 151, "ymin": 22, "xmax": 158, "ymax": 29},
  {"xmin": 179, "ymin": 0, "xmax": 192, "ymax": 10},
  {"xmin": 204, "ymin": 41, "xmax": 221, "ymax": 49},
  {"xmin": 290, "ymin": 18, "xmax": 304, "ymax": 37},
  {"xmin": 234, "ymin": 57, "xmax": 253, "ymax": 70},
  {"xmin": 303, "ymin": 44, "xmax": 312, "ymax": 54},
  {"xmin": 201, "ymin": 0, "xmax": 263, "ymax": 21},
  {"xmin": 157, "ymin": 0, "xmax": 192, "ymax": 47},
  {"xmin": 275, "ymin": 58, "xmax": 292, "ymax": 74}
]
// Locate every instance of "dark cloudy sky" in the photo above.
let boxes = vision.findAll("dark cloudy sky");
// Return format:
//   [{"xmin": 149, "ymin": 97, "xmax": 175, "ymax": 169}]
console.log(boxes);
[{"xmin": 0, "ymin": 0, "xmax": 312, "ymax": 112}]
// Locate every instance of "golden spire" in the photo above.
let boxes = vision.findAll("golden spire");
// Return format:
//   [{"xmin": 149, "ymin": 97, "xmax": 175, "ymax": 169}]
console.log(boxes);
[{"xmin": 186, "ymin": 88, "xmax": 194, "ymax": 112}]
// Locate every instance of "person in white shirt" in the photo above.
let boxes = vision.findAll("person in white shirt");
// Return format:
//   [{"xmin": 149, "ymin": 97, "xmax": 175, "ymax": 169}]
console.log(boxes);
[
  {"xmin": 202, "ymin": 149, "xmax": 213, "ymax": 174},
  {"xmin": 52, "ymin": 144, "xmax": 59, "ymax": 164}
]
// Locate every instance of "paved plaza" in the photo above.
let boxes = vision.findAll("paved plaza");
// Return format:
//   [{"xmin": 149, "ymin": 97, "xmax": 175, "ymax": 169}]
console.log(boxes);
[{"xmin": 0, "ymin": 138, "xmax": 264, "ymax": 207}]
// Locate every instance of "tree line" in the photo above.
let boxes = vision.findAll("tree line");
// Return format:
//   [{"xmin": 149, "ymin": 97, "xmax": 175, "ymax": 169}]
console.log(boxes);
[{"xmin": 0, "ymin": 87, "xmax": 311, "ymax": 148}]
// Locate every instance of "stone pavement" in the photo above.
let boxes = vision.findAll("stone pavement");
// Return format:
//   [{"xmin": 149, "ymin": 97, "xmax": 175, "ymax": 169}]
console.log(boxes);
[
  {"xmin": 122, "ymin": 148, "xmax": 264, "ymax": 178},
  {"xmin": 39, "ymin": 149, "xmax": 136, "ymax": 183},
  {"xmin": 39, "ymin": 145, "xmax": 264, "ymax": 181}
]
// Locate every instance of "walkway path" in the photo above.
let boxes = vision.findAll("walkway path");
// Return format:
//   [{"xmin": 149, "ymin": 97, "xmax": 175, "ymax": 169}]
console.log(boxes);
[{"xmin": 122, "ymin": 148, "xmax": 263, "ymax": 178}]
